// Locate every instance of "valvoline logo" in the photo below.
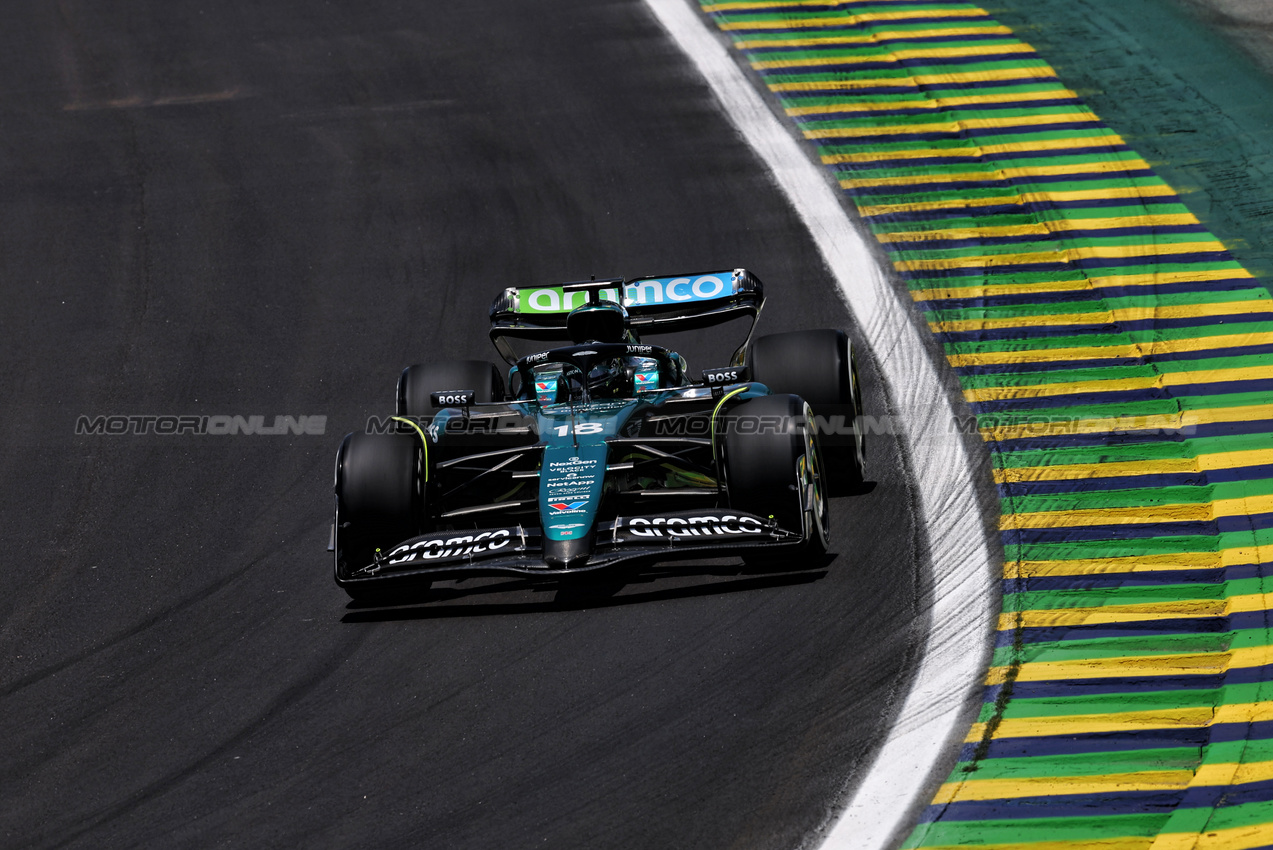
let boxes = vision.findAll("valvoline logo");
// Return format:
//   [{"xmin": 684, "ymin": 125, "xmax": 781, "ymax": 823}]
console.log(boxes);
[
  {"xmin": 549, "ymin": 501, "xmax": 587, "ymax": 512},
  {"xmin": 535, "ymin": 379, "xmax": 559, "ymax": 404}
]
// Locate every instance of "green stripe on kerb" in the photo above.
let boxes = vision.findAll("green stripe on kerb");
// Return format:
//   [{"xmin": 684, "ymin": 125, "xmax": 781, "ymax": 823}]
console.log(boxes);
[
  {"xmin": 1006, "ymin": 527, "xmax": 1273, "ymax": 562},
  {"xmin": 697, "ymin": 0, "xmax": 1273, "ymax": 845},
  {"xmin": 1002, "ymin": 582, "xmax": 1263, "ymax": 614},
  {"xmin": 992, "ymin": 632, "xmax": 1239, "ymax": 666},
  {"xmin": 1005, "ymin": 479, "xmax": 1273, "ymax": 513},
  {"xmin": 931, "ymin": 290, "xmax": 1270, "ymax": 322},
  {"xmin": 871, "ymin": 203, "xmax": 1200, "ymax": 233},
  {"xmin": 994, "ymin": 432, "xmax": 1273, "ymax": 469},
  {"xmin": 905, "ymin": 262, "xmax": 1245, "ymax": 292},
  {"xmin": 904, "ymin": 813, "xmax": 1167, "ymax": 847}
]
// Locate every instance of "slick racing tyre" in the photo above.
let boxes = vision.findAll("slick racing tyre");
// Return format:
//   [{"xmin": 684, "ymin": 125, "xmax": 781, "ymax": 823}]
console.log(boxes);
[
  {"xmin": 333, "ymin": 431, "xmax": 426, "ymax": 602},
  {"xmin": 396, "ymin": 359, "xmax": 505, "ymax": 417},
  {"xmin": 722, "ymin": 393, "xmax": 829, "ymax": 561},
  {"xmin": 749, "ymin": 329, "xmax": 865, "ymax": 493}
]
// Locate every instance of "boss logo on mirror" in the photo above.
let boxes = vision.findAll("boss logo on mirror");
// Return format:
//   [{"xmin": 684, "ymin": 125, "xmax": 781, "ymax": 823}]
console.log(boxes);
[
  {"xmin": 702, "ymin": 366, "xmax": 749, "ymax": 386},
  {"xmin": 430, "ymin": 390, "xmax": 475, "ymax": 407}
]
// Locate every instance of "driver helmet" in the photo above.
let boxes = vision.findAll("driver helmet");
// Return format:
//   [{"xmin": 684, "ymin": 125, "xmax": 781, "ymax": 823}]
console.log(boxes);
[
  {"xmin": 586, "ymin": 357, "xmax": 628, "ymax": 398},
  {"xmin": 567, "ymin": 301, "xmax": 629, "ymax": 344}
]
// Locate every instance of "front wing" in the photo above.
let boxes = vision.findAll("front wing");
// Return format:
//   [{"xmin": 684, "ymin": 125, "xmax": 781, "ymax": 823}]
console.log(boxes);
[{"xmin": 334, "ymin": 509, "xmax": 803, "ymax": 592}]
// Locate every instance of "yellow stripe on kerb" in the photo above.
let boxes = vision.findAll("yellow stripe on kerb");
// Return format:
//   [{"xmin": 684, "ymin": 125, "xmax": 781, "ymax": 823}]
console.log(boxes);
[
  {"xmin": 862, "ymin": 184, "xmax": 1178, "ymax": 217},
  {"xmin": 795, "ymin": 90, "xmax": 1073, "ymax": 117},
  {"xmin": 996, "ymin": 600, "xmax": 1226, "ymax": 630},
  {"xmin": 842, "ymin": 160, "xmax": 1151, "ymax": 188},
  {"xmin": 996, "ymin": 593, "xmax": 1273, "ymax": 630},
  {"xmin": 734, "ymin": 26, "xmax": 1014, "ymax": 50},
  {"xmin": 1000, "ymin": 502, "xmax": 1210, "ymax": 530},
  {"xmin": 1157, "ymin": 823, "xmax": 1273, "ymax": 850},
  {"xmin": 934, "ymin": 770, "xmax": 1195, "ymax": 804},
  {"xmin": 703, "ymin": 0, "xmax": 849, "ymax": 8},
  {"xmin": 1004, "ymin": 544, "xmax": 1273, "ymax": 578},
  {"xmin": 781, "ymin": 66, "xmax": 1060, "ymax": 94},
  {"xmin": 705, "ymin": 0, "xmax": 932, "ymax": 10},
  {"xmin": 985, "ymin": 653, "xmax": 1226, "ymax": 684},
  {"xmin": 965, "ymin": 701, "xmax": 1273, "ymax": 741},
  {"xmin": 910, "ymin": 268, "xmax": 1246, "ymax": 301},
  {"xmin": 1004, "ymin": 552, "xmax": 1225, "ymax": 577},
  {"xmin": 824, "ymin": 136, "xmax": 1106, "ymax": 162},
  {"xmin": 985, "ymin": 646, "xmax": 1273, "ymax": 684},
  {"xmin": 719, "ymin": 11, "xmax": 992, "ymax": 29},
  {"xmin": 753, "ymin": 43, "xmax": 1039, "ymax": 69},
  {"xmin": 805, "ymin": 110, "xmax": 1096, "ymax": 139},
  {"xmin": 933, "ymin": 761, "xmax": 1273, "ymax": 804}
]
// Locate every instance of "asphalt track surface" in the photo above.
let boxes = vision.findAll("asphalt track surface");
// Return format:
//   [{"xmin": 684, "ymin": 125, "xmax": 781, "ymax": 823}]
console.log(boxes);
[{"xmin": 0, "ymin": 2, "xmax": 948, "ymax": 847}]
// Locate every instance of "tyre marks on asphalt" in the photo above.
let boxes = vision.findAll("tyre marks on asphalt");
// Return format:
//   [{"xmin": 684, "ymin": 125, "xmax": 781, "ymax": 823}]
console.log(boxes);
[
  {"xmin": 0, "ymin": 3, "xmax": 933, "ymax": 847},
  {"xmin": 643, "ymin": 4, "xmax": 996, "ymax": 848},
  {"xmin": 693, "ymin": 0, "xmax": 1273, "ymax": 847}
]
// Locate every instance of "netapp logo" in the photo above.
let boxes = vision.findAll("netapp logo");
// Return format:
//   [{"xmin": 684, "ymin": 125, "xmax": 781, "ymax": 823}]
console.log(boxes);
[
  {"xmin": 625, "ymin": 515, "xmax": 765, "ymax": 538},
  {"xmin": 386, "ymin": 529, "xmax": 511, "ymax": 564}
]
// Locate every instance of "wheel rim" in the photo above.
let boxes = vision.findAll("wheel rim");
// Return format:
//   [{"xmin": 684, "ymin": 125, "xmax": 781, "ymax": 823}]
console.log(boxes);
[
  {"xmin": 850, "ymin": 355, "xmax": 866, "ymax": 468},
  {"xmin": 801, "ymin": 406, "xmax": 829, "ymax": 548}
]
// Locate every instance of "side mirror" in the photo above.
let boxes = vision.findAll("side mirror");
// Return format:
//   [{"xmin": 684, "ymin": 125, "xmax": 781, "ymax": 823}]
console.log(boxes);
[
  {"xmin": 701, "ymin": 366, "xmax": 750, "ymax": 387},
  {"xmin": 430, "ymin": 390, "xmax": 476, "ymax": 408}
]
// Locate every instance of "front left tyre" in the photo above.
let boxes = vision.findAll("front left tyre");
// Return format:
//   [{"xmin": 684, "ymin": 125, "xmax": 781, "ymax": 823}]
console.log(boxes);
[{"xmin": 333, "ymin": 431, "xmax": 426, "ymax": 602}]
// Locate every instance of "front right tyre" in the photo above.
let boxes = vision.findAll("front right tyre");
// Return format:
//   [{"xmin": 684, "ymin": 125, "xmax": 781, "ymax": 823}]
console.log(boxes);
[
  {"xmin": 722, "ymin": 393, "xmax": 829, "ymax": 562},
  {"xmin": 397, "ymin": 359, "xmax": 505, "ymax": 417}
]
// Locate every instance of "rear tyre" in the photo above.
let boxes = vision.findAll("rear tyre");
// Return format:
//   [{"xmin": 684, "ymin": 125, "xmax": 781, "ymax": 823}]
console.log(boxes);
[
  {"xmin": 749, "ymin": 329, "xmax": 865, "ymax": 493},
  {"xmin": 333, "ymin": 431, "xmax": 426, "ymax": 602},
  {"xmin": 397, "ymin": 359, "xmax": 505, "ymax": 417},
  {"xmin": 722, "ymin": 394, "xmax": 829, "ymax": 563}
]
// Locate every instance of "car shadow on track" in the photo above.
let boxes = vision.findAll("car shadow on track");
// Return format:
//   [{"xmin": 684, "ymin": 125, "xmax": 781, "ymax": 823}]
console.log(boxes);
[{"xmin": 339, "ymin": 555, "xmax": 834, "ymax": 623}]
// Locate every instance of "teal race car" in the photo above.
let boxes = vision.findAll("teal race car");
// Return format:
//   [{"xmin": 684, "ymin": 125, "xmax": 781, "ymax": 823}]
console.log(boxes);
[{"xmin": 330, "ymin": 269, "xmax": 866, "ymax": 602}]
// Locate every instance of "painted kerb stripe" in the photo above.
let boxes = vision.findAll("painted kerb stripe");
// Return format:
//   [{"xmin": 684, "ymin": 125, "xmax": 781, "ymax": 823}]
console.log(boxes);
[{"xmin": 687, "ymin": 1, "xmax": 1273, "ymax": 849}]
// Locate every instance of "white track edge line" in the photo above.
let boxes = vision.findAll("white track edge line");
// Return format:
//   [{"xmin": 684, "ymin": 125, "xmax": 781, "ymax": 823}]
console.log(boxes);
[{"xmin": 640, "ymin": 1, "xmax": 998, "ymax": 848}]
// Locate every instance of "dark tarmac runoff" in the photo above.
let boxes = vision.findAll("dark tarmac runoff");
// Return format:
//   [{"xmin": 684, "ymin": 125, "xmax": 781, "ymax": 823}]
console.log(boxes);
[{"xmin": 0, "ymin": 2, "xmax": 939, "ymax": 848}]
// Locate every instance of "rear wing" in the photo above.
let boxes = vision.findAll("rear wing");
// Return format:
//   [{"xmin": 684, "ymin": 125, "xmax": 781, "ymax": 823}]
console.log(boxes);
[{"xmin": 488, "ymin": 268, "xmax": 764, "ymax": 363}]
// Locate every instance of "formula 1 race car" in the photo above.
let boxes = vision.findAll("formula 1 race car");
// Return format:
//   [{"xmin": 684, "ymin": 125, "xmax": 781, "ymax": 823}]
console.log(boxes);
[{"xmin": 331, "ymin": 269, "xmax": 866, "ymax": 601}]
